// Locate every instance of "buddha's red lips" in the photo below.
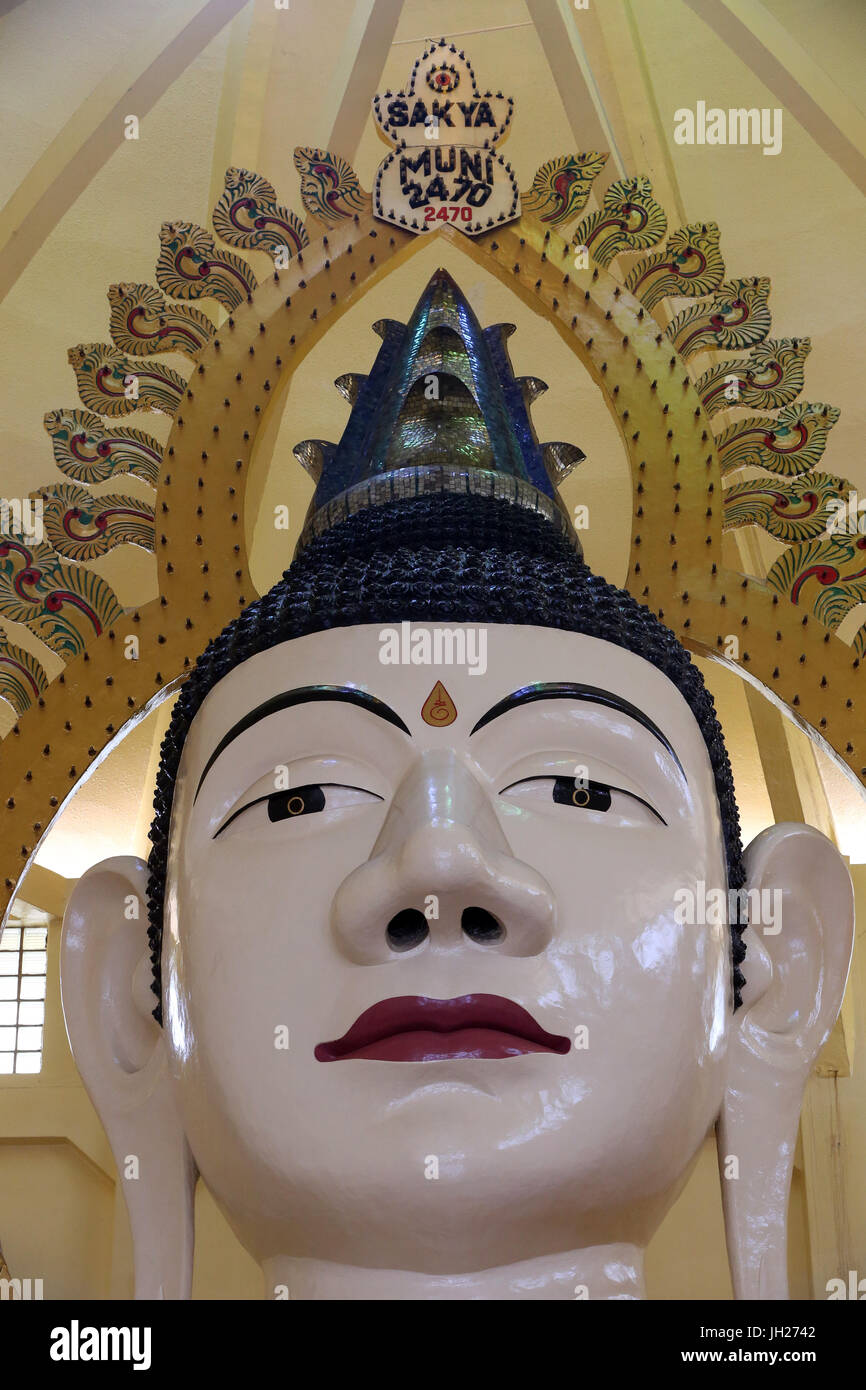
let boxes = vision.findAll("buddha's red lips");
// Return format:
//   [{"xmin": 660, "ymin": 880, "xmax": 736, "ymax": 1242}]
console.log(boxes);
[{"xmin": 314, "ymin": 994, "xmax": 572, "ymax": 1062}]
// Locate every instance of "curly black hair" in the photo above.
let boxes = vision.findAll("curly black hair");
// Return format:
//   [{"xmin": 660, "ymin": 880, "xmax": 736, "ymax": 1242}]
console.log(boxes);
[{"xmin": 146, "ymin": 491, "xmax": 747, "ymax": 1024}]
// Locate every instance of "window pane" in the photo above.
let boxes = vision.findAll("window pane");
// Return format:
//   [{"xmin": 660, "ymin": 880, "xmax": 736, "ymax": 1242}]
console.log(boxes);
[{"xmin": 0, "ymin": 918, "xmax": 48, "ymax": 1074}]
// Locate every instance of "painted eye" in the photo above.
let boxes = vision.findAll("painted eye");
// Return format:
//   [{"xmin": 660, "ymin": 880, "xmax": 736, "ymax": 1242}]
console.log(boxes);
[
  {"xmin": 215, "ymin": 783, "xmax": 381, "ymax": 838},
  {"xmin": 266, "ymin": 784, "xmax": 326, "ymax": 821},
  {"xmin": 551, "ymin": 776, "xmax": 612, "ymax": 812},
  {"xmin": 500, "ymin": 776, "xmax": 665, "ymax": 826}
]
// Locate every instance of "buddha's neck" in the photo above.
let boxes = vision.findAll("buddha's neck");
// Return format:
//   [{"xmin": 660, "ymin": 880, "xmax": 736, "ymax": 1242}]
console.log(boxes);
[{"xmin": 262, "ymin": 1245, "xmax": 645, "ymax": 1300}]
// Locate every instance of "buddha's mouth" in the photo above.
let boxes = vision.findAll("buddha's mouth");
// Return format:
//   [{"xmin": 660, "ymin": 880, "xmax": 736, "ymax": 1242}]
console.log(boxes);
[{"xmin": 314, "ymin": 994, "xmax": 572, "ymax": 1062}]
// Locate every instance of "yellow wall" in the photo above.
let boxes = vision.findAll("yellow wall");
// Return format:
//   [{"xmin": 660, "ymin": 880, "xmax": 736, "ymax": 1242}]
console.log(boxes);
[{"xmin": 0, "ymin": 914, "xmax": 115, "ymax": 1299}]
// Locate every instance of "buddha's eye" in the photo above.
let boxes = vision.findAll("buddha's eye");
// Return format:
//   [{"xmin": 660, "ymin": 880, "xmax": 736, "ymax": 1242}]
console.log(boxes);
[
  {"xmin": 551, "ymin": 776, "xmax": 612, "ymax": 813},
  {"xmin": 214, "ymin": 783, "xmax": 381, "ymax": 839},
  {"xmin": 266, "ymin": 784, "xmax": 326, "ymax": 822},
  {"xmin": 500, "ymin": 776, "xmax": 666, "ymax": 826}
]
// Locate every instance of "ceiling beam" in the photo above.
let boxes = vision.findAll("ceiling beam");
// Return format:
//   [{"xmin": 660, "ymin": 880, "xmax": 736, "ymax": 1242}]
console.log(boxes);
[
  {"xmin": 594, "ymin": 0, "xmax": 688, "ymax": 225},
  {"xmin": 0, "ymin": 0, "xmax": 249, "ymax": 307},
  {"xmin": 315, "ymin": 0, "xmax": 404, "ymax": 163},
  {"xmin": 525, "ymin": 0, "xmax": 631, "ymax": 185},
  {"xmin": 206, "ymin": 0, "xmax": 268, "ymax": 217},
  {"xmin": 15, "ymin": 863, "xmax": 74, "ymax": 920},
  {"xmin": 684, "ymin": 0, "xmax": 866, "ymax": 196}
]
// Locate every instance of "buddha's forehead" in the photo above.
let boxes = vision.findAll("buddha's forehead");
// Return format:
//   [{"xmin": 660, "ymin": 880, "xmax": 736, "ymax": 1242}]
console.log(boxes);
[{"xmin": 179, "ymin": 623, "xmax": 719, "ymax": 804}]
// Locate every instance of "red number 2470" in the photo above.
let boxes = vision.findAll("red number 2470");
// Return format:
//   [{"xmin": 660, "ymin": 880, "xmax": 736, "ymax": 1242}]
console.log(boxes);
[{"xmin": 424, "ymin": 206, "xmax": 473, "ymax": 222}]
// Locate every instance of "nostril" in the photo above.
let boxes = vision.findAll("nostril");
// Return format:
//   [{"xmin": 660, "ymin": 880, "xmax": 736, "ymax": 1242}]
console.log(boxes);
[
  {"xmin": 462, "ymin": 906, "xmax": 505, "ymax": 945},
  {"xmin": 386, "ymin": 908, "xmax": 429, "ymax": 953}
]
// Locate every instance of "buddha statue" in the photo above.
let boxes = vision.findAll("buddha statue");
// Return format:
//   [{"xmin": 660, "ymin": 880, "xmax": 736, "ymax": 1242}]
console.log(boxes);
[{"xmin": 60, "ymin": 270, "xmax": 854, "ymax": 1300}]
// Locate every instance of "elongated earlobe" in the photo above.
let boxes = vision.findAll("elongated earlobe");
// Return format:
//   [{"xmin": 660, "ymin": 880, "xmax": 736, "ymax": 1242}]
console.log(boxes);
[
  {"xmin": 718, "ymin": 823, "xmax": 854, "ymax": 1299},
  {"xmin": 61, "ymin": 856, "xmax": 196, "ymax": 1299}
]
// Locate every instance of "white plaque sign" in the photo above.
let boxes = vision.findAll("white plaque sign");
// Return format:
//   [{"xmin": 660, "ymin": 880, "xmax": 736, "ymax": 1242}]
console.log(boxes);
[{"xmin": 372, "ymin": 39, "xmax": 519, "ymax": 237}]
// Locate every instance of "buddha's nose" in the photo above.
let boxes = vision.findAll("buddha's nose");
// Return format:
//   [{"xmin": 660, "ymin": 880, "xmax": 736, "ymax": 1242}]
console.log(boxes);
[{"xmin": 330, "ymin": 750, "xmax": 556, "ymax": 963}]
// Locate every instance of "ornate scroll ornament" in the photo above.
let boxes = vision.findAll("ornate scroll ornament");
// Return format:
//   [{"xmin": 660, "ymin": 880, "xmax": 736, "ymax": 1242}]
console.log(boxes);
[
  {"xmin": 44, "ymin": 408, "xmax": 162, "ymax": 487},
  {"xmin": 213, "ymin": 168, "xmax": 309, "ymax": 260},
  {"xmin": 521, "ymin": 152, "xmax": 608, "ymax": 227},
  {"xmin": 624, "ymin": 221, "xmax": 724, "ymax": 308},
  {"xmin": 723, "ymin": 471, "xmax": 850, "ymax": 543},
  {"xmin": 573, "ymin": 174, "xmax": 667, "ymax": 266},
  {"xmin": 715, "ymin": 403, "xmax": 840, "ymax": 479},
  {"xmin": 694, "ymin": 338, "xmax": 812, "ymax": 417},
  {"xmin": 156, "ymin": 222, "xmax": 256, "ymax": 309},
  {"xmin": 293, "ymin": 148, "xmax": 369, "ymax": 227},
  {"xmin": 666, "ymin": 277, "xmax": 772, "ymax": 358},
  {"xmin": 0, "ymin": 626, "xmax": 47, "ymax": 717},
  {"xmin": 33, "ymin": 482, "xmax": 155, "ymax": 563},
  {"xmin": 372, "ymin": 37, "xmax": 519, "ymax": 235},
  {"xmin": 0, "ymin": 533, "xmax": 122, "ymax": 657},
  {"xmin": 768, "ymin": 535, "xmax": 866, "ymax": 630},
  {"xmin": 67, "ymin": 343, "xmax": 184, "ymax": 418},
  {"xmin": 1, "ymin": 34, "xmax": 862, "ymax": 944},
  {"xmin": 108, "ymin": 283, "xmax": 214, "ymax": 359}
]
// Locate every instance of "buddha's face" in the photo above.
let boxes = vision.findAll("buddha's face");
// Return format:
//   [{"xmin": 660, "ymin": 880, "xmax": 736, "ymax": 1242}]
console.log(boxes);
[{"xmin": 161, "ymin": 623, "xmax": 731, "ymax": 1273}]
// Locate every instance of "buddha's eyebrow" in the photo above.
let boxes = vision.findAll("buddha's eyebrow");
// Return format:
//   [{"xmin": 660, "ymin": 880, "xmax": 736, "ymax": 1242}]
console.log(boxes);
[
  {"xmin": 469, "ymin": 682, "xmax": 686, "ymax": 780},
  {"xmin": 194, "ymin": 685, "xmax": 410, "ymax": 802}
]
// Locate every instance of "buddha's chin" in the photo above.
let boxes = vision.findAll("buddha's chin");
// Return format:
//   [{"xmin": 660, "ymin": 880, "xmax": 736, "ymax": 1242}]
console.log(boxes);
[
  {"xmin": 223, "ymin": 1190, "xmax": 663, "ymax": 1278},
  {"xmin": 196, "ymin": 1128, "xmax": 678, "ymax": 1277}
]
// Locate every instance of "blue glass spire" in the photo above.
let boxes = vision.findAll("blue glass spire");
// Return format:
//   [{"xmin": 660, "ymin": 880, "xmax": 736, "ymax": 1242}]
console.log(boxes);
[{"xmin": 294, "ymin": 268, "xmax": 584, "ymax": 549}]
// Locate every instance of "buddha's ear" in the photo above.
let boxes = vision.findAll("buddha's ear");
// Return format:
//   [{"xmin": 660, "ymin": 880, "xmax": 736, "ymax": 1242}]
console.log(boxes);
[
  {"xmin": 718, "ymin": 823, "xmax": 854, "ymax": 1300},
  {"xmin": 61, "ymin": 855, "xmax": 196, "ymax": 1299}
]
